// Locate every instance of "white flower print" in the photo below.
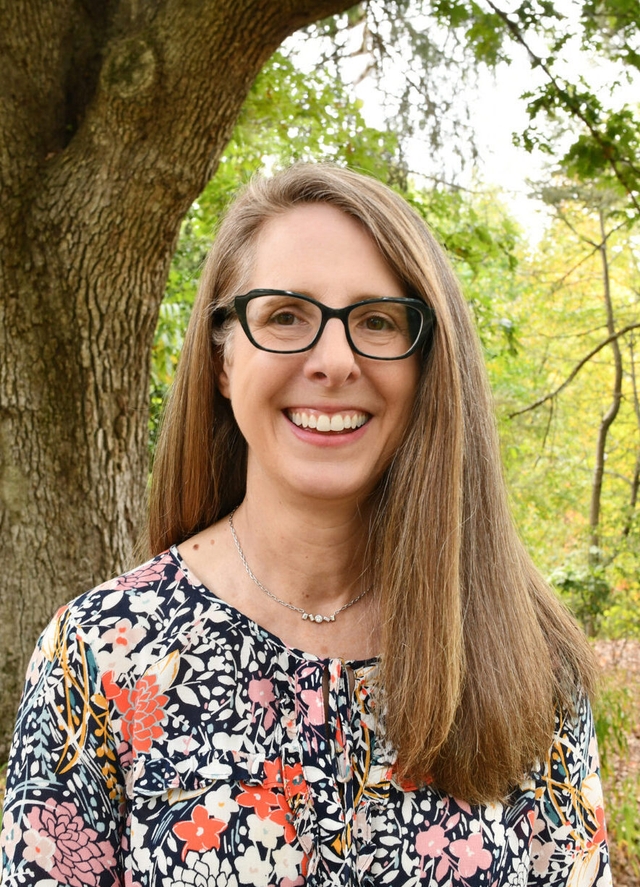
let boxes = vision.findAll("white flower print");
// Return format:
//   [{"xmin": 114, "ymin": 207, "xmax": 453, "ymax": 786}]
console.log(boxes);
[
  {"xmin": 129, "ymin": 589, "xmax": 162, "ymax": 613},
  {"xmin": 204, "ymin": 783, "xmax": 240, "ymax": 823},
  {"xmin": 247, "ymin": 813, "xmax": 280, "ymax": 850},
  {"xmin": 273, "ymin": 843, "xmax": 305, "ymax": 881},
  {"xmin": 235, "ymin": 845, "xmax": 271, "ymax": 886},
  {"xmin": 0, "ymin": 813, "xmax": 22, "ymax": 861}
]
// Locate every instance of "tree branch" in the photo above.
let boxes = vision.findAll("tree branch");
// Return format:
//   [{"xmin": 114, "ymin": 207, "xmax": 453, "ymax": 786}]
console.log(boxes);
[
  {"xmin": 509, "ymin": 322, "xmax": 640, "ymax": 419},
  {"xmin": 484, "ymin": 0, "xmax": 640, "ymax": 215}
]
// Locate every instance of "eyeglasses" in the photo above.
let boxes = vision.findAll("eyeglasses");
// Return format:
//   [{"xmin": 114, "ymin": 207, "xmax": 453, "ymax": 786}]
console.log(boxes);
[{"xmin": 228, "ymin": 289, "xmax": 435, "ymax": 361}]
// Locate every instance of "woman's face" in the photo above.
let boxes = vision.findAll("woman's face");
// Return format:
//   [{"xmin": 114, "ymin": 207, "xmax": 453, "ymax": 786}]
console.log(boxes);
[{"xmin": 218, "ymin": 203, "xmax": 421, "ymax": 508}]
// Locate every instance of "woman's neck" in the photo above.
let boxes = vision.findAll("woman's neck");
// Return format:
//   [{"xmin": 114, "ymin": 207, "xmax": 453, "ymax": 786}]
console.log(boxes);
[{"xmin": 232, "ymin": 493, "xmax": 370, "ymax": 613}]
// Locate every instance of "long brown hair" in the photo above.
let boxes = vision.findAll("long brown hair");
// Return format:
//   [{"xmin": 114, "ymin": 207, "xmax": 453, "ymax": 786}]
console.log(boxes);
[{"xmin": 148, "ymin": 164, "xmax": 596, "ymax": 803}]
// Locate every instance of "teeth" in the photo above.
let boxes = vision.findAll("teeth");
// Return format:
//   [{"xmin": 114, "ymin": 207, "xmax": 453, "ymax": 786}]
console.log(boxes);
[{"xmin": 288, "ymin": 411, "xmax": 369, "ymax": 433}]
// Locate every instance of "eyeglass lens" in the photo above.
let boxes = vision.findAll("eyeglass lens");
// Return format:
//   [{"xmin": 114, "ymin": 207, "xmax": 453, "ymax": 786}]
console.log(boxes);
[{"xmin": 244, "ymin": 293, "xmax": 424, "ymax": 358}]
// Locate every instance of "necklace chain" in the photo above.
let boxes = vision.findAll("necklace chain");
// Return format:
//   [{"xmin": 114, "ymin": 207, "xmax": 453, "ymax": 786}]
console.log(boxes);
[{"xmin": 228, "ymin": 508, "xmax": 370, "ymax": 624}]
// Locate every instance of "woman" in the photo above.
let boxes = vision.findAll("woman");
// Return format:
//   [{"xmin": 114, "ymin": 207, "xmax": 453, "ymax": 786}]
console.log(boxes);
[{"xmin": 1, "ymin": 164, "xmax": 610, "ymax": 886}]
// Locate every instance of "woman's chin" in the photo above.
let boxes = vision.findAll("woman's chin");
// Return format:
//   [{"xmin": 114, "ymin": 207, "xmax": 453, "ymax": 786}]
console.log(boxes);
[{"xmin": 276, "ymin": 471, "xmax": 379, "ymax": 508}]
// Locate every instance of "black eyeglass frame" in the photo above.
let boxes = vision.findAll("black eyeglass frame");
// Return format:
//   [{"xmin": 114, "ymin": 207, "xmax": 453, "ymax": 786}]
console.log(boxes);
[{"xmin": 228, "ymin": 289, "xmax": 436, "ymax": 361}]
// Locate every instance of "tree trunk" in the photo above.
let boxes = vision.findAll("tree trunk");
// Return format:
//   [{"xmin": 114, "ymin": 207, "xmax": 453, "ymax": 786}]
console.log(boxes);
[
  {"xmin": 588, "ymin": 208, "xmax": 622, "ymax": 559},
  {"xmin": 0, "ymin": 0, "xmax": 354, "ymax": 757}
]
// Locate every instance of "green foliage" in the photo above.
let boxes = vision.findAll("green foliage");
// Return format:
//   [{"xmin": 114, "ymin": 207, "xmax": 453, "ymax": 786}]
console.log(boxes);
[
  {"xmin": 406, "ymin": 186, "xmax": 522, "ymax": 356},
  {"xmin": 429, "ymin": 0, "xmax": 515, "ymax": 64},
  {"xmin": 593, "ymin": 679, "xmax": 632, "ymax": 777},
  {"xmin": 607, "ymin": 774, "xmax": 640, "ymax": 875},
  {"xmin": 336, "ymin": 0, "xmax": 640, "ymax": 220},
  {"xmin": 593, "ymin": 674, "xmax": 640, "ymax": 872},
  {"xmin": 550, "ymin": 559, "xmax": 613, "ymax": 636},
  {"xmin": 581, "ymin": 0, "xmax": 640, "ymax": 65},
  {"xmin": 488, "ymin": 180, "xmax": 640, "ymax": 640}
]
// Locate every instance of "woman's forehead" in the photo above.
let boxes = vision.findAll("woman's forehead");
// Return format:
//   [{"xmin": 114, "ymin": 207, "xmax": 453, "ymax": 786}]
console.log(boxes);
[{"xmin": 247, "ymin": 204, "xmax": 403, "ymax": 301}]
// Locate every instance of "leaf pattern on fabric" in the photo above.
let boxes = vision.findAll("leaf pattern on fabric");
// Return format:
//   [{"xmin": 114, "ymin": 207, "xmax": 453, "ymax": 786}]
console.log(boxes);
[{"xmin": 1, "ymin": 548, "xmax": 612, "ymax": 886}]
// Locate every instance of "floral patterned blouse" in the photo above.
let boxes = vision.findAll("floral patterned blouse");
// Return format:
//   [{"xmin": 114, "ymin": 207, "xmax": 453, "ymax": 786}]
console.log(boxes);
[{"xmin": 1, "ymin": 548, "xmax": 611, "ymax": 887}]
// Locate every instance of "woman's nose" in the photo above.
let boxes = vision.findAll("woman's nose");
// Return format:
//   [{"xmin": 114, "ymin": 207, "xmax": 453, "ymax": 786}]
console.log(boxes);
[{"xmin": 303, "ymin": 318, "xmax": 361, "ymax": 386}]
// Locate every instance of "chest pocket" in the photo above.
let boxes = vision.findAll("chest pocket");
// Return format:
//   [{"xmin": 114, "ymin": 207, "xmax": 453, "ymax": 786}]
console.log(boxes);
[{"xmin": 126, "ymin": 747, "xmax": 272, "ymax": 800}]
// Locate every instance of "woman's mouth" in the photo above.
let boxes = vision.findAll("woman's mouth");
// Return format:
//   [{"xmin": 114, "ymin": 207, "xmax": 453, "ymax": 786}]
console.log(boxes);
[{"xmin": 286, "ymin": 410, "xmax": 370, "ymax": 433}]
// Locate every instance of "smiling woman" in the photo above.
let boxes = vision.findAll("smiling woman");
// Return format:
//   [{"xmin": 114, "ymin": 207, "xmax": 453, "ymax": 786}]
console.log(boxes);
[{"xmin": 1, "ymin": 164, "xmax": 611, "ymax": 887}]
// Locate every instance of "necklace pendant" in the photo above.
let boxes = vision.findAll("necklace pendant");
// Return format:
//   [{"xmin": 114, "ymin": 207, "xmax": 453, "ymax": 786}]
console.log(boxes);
[{"xmin": 302, "ymin": 612, "xmax": 331, "ymax": 624}]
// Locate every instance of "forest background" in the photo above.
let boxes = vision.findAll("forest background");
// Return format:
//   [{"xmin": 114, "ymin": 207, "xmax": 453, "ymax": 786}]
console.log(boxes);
[{"xmin": 1, "ymin": 0, "xmax": 639, "ymax": 882}]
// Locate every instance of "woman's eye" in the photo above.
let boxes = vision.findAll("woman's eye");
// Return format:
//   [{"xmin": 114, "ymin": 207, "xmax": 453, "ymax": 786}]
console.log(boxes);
[
  {"xmin": 364, "ymin": 314, "xmax": 394, "ymax": 331},
  {"xmin": 271, "ymin": 311, "xmax": 297, "ymax": 326}
]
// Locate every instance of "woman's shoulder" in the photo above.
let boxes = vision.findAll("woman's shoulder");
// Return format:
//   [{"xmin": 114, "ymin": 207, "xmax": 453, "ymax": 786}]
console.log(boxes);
[
  {"xmin": 60, "ymin": 548, "xmax": 189, "ymax": 628},
  {"xmin": 44, "ymin": 548, "xmax": 233, "ymax": 680}
]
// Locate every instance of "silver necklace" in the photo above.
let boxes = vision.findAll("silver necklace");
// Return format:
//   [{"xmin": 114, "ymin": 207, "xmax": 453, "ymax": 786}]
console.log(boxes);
[{"xmin": 228, "ymin": 508, "xmax": 371, "ymax": 624}]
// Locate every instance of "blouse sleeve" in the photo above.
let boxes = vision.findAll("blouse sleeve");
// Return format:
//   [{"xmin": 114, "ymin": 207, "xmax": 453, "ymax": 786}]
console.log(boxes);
[
  {"xmin": 0, "ymin": 605, "xmax": 125, "ymax": 887},
  {"xmin": 527, "ymin": 697, "xmax": 612, "ymax": 886}
]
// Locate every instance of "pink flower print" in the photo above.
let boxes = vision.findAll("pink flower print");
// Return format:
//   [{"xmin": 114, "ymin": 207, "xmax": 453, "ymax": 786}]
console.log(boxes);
[
  {"xmin": 116, "ymin": 738, "xmax": 133, "ymax": 770},
  {"xmin": 102, "ymin": 618, "xmax": 145, "ymax": 653},
  {"xmin": 449, "ymin": 832, "xmax": 493, "ymax": 879},
  {"xmin": 22, "ymin": 828, "xmax": 56, "ymax": 871},
  {"xmin": 249, "ymin": 678, "xmax": 275, "ymax": 706},
  {"xmin": 416, "ymin": 825, "xmax": 449, "ymax": 858},
  {"xmin": 27, "ymin": 800, "xmax": 116, "ymax": 887},
  {"xmin": 248, "ymin": 677, "xmax": 276, "ymax": 729},
  {"xmin": 299, "ymin": 688, "xmax": 325, "ymax": 726},
  {"xmin": 530, "ymin": 837, "xmax": 555, "ymax": 876},
  {"xmin": 110, "ymin": 552, "xmax": 173, "ymax": 591}
]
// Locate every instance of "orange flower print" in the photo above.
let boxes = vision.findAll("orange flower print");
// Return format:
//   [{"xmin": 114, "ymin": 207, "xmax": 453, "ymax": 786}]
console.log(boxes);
[
  {"xmin": 268, "ymin": 794, "xmax": 298, "ymax": 843},
  {"xmin": 102, "ymin": 652, "xmax": 178, "ymax": 753},
  {"xmin": 237, "ymin": 785, "xmax": 279, "ymax": 819},
  {"xmin": 588, "ymin": 806, "xmax": 607, "ymax": 848},
  {"xmin": 263, "ymin": 758, "xmax": 284, "ymax": 787},
  {"xmin": 283, "ymin": 762, "xmax": 308, "ymax": 797},
  {"xmin": 129, "ymin": 673, "xmax": 169, "ymax": 753},
  {"xmin": 173, "ymin": 805, "xmax": 227, "ymax": 861}
]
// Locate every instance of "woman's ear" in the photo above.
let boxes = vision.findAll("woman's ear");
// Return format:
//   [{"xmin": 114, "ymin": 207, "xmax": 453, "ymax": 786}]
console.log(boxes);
[
  {"xmin": 218, "ymin": 365, "xmax": 231, "ymax": 399},
  {"xmin": 214, "ymin": 344, "xmax": 232, "ymax": 400}
]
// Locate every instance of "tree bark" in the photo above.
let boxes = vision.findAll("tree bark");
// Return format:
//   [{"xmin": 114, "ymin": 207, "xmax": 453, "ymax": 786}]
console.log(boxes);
[{"xmin": 0, "ymin": 0, "xmax": 354, "ymax": 757}]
